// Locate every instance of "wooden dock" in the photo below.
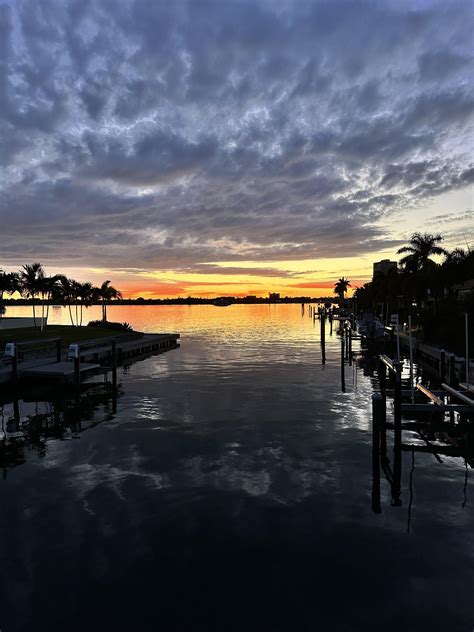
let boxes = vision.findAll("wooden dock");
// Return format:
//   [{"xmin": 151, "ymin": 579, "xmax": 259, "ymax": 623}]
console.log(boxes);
[
  {"xmin": 22, "ymin": 361, "xmax": 101, "ymax": 378},
  {"xmin": 0, "ymin": 332, "xmax": 180, "ymax": 384}
]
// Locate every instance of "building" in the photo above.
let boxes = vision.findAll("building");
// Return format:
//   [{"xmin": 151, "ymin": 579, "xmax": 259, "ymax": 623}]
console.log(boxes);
[
  {"xmin": 269, "ymin": 293, "xmax": 280, "ymax": 302},
  {"xmin": 373, "ymin": 259, "xmax": 397, "ymax": 279}
]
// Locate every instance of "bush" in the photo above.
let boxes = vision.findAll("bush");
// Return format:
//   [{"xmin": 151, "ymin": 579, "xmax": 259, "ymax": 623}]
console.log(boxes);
[{"xmin": 87, "ymin": 320, "xmax": 133, "ymax": 331}]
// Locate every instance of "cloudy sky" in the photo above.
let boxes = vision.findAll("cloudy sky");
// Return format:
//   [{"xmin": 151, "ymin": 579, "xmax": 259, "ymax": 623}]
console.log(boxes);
[{"xmin": 0, "ymin": 0, "xmax": 472, "ymax": 297}]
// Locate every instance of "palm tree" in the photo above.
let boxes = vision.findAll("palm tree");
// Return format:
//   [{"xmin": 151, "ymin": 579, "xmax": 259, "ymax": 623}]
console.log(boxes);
[
  {"xmin": 78, "ymin": 282, "xmax": 95, "ymax": 326},
  {"xmin": 41, "ymin": 275, "xmax": 61, "ymax": 328},
  {"xmin": 19, "ymin": 263, "xmax": 45, "ymax": 327},
  {"xmin": 98, "ymin": 280, "xmax": 122, "ymax": 322},
  {"xmin": 334, "ymin": 277, "xmax": 351, "ymax": 303},
  {"xmin": 55, "ymin": 276, "xmax": 76, "ymax": 326},
  {"xmin": 0, "ymin": 271, "xmax": 19, "ymax": 316},
  {"xmin": 397, "ymin": 233, "xmax": 447, "ymax": 273}
]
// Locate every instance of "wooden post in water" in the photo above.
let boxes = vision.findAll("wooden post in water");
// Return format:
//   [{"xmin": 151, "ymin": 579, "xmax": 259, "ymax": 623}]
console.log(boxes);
[
  {"xmin": 320, "ymin": 314, "xmax": 326, "ymax": 365},
  {"xmin": 371, "ymin": 393, "xmax": 382, "ymax": 514},
  {"xmin": 348, "ymin": 327, "xmax": 352, "ymax": 365},
  {"xmin": 377, "ymin": 359, "xmax": 387, "ymax": 462},
  {"xmin": 340, "ymin": 331, "xmax": 345, "ymax": 392},
  {"xmin": 465, "ymin": 313, "xmax": 470, "ymax": 391},
  {"xmin": 392, "ymin": 359, "xmax": 402, "ymax": 506}
]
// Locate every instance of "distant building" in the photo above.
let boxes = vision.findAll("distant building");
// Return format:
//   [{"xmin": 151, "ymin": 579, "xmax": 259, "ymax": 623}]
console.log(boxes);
[
  {"xmin": 245, "ymin": 295, "xmax": 257, "ymax": 302},
  {"xmin": 269, "ymin": 293, "xmax": 280, "ymax": 302},
  {"xmin": 373, "ymin": 260, "xmax": 397, "ymax": 279}
]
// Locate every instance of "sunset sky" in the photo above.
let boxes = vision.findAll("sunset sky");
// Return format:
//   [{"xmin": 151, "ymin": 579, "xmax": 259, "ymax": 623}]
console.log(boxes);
[{"xmin": 0, "ymin": 0, "xmax": 472, "ymax": 298}]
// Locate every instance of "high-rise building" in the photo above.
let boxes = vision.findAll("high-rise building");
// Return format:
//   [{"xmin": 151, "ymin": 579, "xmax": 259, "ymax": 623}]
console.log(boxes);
[{"xmin": 373, "ymin": 259, "xmax": 397, "ymax": 279}]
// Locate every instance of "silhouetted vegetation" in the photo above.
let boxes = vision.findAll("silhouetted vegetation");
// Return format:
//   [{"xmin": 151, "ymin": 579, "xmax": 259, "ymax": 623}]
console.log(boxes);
[
  {"xmin": 353, "ymin": 233, "xmax": 474, "ymax": 354},
  {"xmin": 0, "ymin": 263, "xmax": 122, "ymax": 327},
  {"xmin": 87, "ymin": 320, "xmax": 132, "ymax": 331}
]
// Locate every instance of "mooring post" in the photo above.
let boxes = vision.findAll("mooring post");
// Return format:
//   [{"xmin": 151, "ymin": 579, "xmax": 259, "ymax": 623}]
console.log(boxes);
[
  {"xmin": 372, "ymin": 393, "xmax": 382, "ymax": 514},
  {"xmin": 465, "ymin": 312, "xmax": 470, "ymax": 391},
  {"xmin": 392, "ymin": 359, "xmax": 402, "ymax": 506},
  {"xmin": 348, "ymin": 327, "xmax": 352, "ymax": 366},
  {"xmin": 341, "ymin": 331, "xmax": 345, "ymax": 392},
  {"xmin": 378, "ymin": 359, "xmax": 387, "ymax": 461},
  {"xmin": 439, "ymin": 349, "xmax": 446, "ymax": 383}
]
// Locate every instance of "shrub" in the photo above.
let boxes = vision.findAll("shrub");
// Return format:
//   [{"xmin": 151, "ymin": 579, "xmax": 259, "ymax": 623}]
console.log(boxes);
[{"xmin": 87, "ymin": 320, "xmax": 132, "ymax": 331}]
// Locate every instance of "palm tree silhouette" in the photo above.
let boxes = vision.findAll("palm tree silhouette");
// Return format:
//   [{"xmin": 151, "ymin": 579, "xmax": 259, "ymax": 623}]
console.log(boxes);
[
  {"xmin": 19, "ymin": 263, "xmax": 45, "ymax": 327},
  {"xmin": 55, "ymin": 276, "xmax": 77, "ymax": 326},
  {"xmin": 334, "ymin": 277, "xmax": 351, "ymax": 304},
  {"xmin": 98, "ymin": 280, "xmax": 122, "ymax": 322},
  {"xmin": 78, "ymin": 282, "xmax": 95, "ymax": 326},
  {"xmin": 397, "ymin": 233, "xmax": 447, "ymax": 272}
]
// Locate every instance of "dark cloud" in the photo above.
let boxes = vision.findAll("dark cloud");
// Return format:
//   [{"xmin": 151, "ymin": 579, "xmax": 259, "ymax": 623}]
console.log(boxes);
[{"xmin": 0, "ymin": 0, "xmax": 472, "ymax": 272}]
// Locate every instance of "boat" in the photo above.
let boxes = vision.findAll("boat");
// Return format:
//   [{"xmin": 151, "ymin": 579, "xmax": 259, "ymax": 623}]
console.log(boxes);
[
  {"xmin": 213, "ymin": 298, "xmax": 232, "ymax": 307},
  {"xmin": 356, "ymin": 313, "xmax": 385, "ymax": 339}
]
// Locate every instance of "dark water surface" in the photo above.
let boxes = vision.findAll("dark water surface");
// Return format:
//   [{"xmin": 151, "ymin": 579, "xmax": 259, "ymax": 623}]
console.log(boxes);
[{"xmin": 1, "ymin": 305, "xmax": 473, "ymax": 631}]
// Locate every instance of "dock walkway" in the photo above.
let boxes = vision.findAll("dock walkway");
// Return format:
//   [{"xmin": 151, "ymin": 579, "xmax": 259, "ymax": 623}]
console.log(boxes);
[{"xmin": 0, "ymin": 332, "xmax": 180, "ymax": 383}]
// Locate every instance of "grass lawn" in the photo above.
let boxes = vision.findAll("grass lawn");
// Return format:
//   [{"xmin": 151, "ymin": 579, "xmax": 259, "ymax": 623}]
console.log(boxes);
[{"xmin": 0, "ymin": 325, "xmax": 135, "ymax": 350}]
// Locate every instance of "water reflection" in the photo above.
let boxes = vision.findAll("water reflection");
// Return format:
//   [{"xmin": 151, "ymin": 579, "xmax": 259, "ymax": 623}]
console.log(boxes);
[
  {"xmin": 371, "ymin": 393, "xmax": 473, "ymax": 532},
  {"xmin": 0, "ymin": 378, "xmax": 119, "ymax": 479},
  {"xmin": 1, "ymin": 305, "xmax": 473, "ymax": 631}
]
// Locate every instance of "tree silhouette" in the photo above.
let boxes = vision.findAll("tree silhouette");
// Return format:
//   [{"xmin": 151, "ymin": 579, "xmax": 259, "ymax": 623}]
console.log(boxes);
[
  {"xmin": 98, "ymin": 280, "xmax": 122, "ymax": 322},
  {"xmin": 397, "ymin": 233, "xmax": 447, "ymax": 272},
  {"xmin": 19, "ymin": 263, "xmax": 45, "ymax": 327},
  {"xmin": 334, "ymin": 277, "xmax": 351, "ymax": 302}
]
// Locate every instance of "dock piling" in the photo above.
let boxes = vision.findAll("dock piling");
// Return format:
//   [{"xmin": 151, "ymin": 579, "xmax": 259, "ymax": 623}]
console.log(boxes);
[
  {"xmin": 372, "ymin": 393, "xmax": 383, "ymax": 514},
  {"xmin": 341, "ymin": 332, "xmax": 345, "ymax": 392},
  {"xmin": 392, "ymin": 359, "xmax": 402, "ymax": 506}
]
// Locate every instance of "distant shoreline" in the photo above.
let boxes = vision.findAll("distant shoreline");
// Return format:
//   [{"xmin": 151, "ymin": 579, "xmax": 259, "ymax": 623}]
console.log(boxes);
[{"xmin": 2, "ymin": 297, "xmax": 339, "ymax": 307}]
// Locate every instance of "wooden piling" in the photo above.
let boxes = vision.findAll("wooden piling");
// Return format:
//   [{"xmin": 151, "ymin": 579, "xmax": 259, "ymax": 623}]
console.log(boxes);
[
  {"xmin": 392, "ymin": 359, "xmax": 402, "ymax": 506},
  {"xmin": 372, "ymin": 393, "xmax": 382, "ymax": 514},
  {"xmin": 341, "ymin": 332, "xmax": 345, "ymax": 392},
  {"xmin": 320, "ymin": 314, "xmax": 326, "ymax": 365},
  {"xmin": 348, "ymin": 328, "xmax": 352, "ymax": 365}
]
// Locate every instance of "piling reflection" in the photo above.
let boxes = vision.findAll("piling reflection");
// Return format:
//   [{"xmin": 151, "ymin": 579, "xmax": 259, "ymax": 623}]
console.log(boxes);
[
  {"xmin": 371, "ymin": 390, "xmax": 474, "ymax": 529},
  {"xmin": 0, "ymin": 378, "xmax": 120, "ymax": 479}
]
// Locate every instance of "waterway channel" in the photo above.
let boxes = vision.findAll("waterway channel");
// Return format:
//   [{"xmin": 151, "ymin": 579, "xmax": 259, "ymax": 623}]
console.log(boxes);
[{"xmin": 0, "ymin": 305, "xmax": 472, "ymax": 631}]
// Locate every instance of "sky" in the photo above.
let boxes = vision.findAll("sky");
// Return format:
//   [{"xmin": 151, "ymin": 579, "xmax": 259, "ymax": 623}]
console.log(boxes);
[{"xmin": 0, "ymin": 0, "xmax": 472, "ymax": 298}]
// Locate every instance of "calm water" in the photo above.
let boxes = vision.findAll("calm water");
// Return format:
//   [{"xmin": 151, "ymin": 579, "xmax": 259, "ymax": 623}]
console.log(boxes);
[{"xmin": 1, "ymin": 305, "xmax": 473, "ymax": 631}]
